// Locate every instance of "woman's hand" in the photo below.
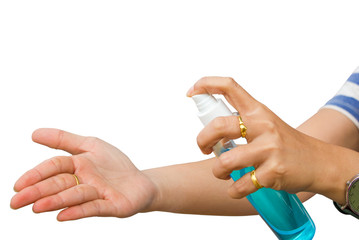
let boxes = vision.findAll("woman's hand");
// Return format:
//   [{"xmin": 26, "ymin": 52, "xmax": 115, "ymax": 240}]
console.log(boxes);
[
  {"xmin": 187, "ymin": 76, "xmax": 359, "ymax": 204},
  {"xmin": 10, "ymin": 128, "xmax": 158, "ymax": 221}
]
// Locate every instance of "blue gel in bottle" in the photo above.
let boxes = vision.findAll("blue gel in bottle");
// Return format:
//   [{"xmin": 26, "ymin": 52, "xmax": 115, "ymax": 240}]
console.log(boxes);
[
  {"xmin": 192, "ymin": 94, "xmax": 315, "ymax": 240},
  {"xmin": 217, "ymin": 141, "xmax": 315, "ymax": 240}
]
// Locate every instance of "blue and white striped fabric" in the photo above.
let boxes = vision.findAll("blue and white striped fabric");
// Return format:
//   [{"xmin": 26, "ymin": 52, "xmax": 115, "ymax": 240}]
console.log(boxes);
[{"xmin": 323, "ymin": 67, "xmax": 359, "ymax": 129}]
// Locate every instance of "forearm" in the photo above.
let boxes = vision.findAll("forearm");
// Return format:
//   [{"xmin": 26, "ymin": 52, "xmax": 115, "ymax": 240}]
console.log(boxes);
[
  {"xmin": 142, "ymin": 158, "xmax": 256, "ymax": 216},
  {"xmin": 298, "ymin": 108, "xmax": 359, "ymax": 151}
]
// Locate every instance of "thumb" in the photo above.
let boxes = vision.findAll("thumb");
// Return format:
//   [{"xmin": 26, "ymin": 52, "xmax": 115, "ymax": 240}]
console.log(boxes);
[{"xmin": 32, "ymin": 128, "xmax": 89, "ymax": 155}]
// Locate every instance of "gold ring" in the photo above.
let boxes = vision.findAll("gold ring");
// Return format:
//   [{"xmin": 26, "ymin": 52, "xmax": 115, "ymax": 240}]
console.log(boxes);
[
  {"xmin": 238, "ymin": 116, "xmax": 247, "ymax": 138},
  {"xmin": 250, "ymin": 170, "xmax": 263, "ymax": 189},
  {"xmin": 73, "ymin": 174, "xmax": 80, "ymax": 186}
]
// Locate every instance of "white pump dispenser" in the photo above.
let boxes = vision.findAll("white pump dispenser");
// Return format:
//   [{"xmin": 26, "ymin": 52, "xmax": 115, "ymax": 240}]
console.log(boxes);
[{"xmin": 192, "ymin": 94, "xmax": 232, "ymax": 125}]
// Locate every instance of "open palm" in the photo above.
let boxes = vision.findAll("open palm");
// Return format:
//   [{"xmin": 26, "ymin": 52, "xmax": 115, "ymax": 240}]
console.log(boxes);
[{"xmin": 10, "ymin": 128, "xmax": 157, "ymax": 221}]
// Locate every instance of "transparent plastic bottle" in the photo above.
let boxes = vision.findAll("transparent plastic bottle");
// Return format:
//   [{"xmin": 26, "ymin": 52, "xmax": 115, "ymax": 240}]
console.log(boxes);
[{"xmin": 191, "ymin": 94, "xmax": 315, "ymax": 240}]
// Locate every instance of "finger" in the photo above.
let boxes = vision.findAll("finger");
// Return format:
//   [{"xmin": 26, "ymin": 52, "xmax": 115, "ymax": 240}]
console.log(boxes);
[
  {"xmin": 187, "ymin": 76, "xmax": 258, "ymax": 113},
  {"xmin": 213, "ymin": 143, "xmax": 264, "ymax": 179},
  {"xmin": 228, "ymin": 168, "xmax": 265, "ymax": 199},
  {"xmin": 32, "ymin": 128, "xmax": 89, "ymax": 155},
  {"xmin": 11, "ymin": 173, "xmax": 78, "ymax": 209},
  {"xmin": 57, "ymin": 199, "xmax": 119, "ymax": 221},
  {"xmin": 32, "ymin": 184, "xmax": 99, "ymax": 213},
  {"xmin": 13, "ymin": 156, "xmax": 74, "ymax": 192},
  {"xmin": 197, "ymin": 115, "xmax": 243, "ymax": 154}
]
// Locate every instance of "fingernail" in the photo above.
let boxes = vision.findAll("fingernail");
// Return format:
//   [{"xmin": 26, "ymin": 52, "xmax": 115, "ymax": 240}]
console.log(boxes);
[{"xmin": 186, "ymin": 85, "xmax": 194, "ymax": 97}]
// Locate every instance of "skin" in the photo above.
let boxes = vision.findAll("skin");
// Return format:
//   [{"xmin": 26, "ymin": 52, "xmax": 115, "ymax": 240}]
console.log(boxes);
[{"xmin": 10, "ymin": 77, "xmax": 359, "ymax": 221}]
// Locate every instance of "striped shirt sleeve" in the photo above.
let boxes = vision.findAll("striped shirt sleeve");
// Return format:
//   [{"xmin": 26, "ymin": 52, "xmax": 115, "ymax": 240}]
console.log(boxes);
[{"xmin": 323, "ymin": 67, "xmax": 359, "ymax": 129}]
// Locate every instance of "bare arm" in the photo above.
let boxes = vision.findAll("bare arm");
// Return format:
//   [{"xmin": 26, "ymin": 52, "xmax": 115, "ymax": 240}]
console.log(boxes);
[
  {"xmin": 11, "ymin": 106, "xmax": 359, "ymax": 220},
  {"xmin": 143, "ymin": 108, "xmax": 359, "ymax": 215},
  {"xmin": 299, "ymin": 108, "xmax": 359, "ymax": 151}
]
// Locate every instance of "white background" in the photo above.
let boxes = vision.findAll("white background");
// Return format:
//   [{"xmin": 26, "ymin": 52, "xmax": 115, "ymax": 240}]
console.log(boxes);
[{"xmin": 1, "ymin": 0, "xmax": 359, "ymax": 239}]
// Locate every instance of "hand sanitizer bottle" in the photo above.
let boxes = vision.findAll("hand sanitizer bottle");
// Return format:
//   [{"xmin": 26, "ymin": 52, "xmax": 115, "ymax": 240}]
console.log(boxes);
[{"xmin": 191, "ymin": 94, "xmax": 315, "ymax": 240}]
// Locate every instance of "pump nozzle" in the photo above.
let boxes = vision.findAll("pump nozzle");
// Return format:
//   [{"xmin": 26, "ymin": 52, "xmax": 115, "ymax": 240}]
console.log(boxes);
[
  {"xmin": 191, "ymin": 94, "xmax": 217, "ymax": 112},
  {"xmin": 191, "ymin": 94, "xmax": 232, "ymax": 125}
]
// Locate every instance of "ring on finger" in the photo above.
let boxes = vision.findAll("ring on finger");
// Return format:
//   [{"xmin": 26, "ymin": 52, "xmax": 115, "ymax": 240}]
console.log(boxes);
[
  {"xmin": 72, "ymin": 174, "xmax": 80, "ymax": 186},
  {"xmin": 233, "ymin": 112, "xmax": 247, "ymax": 138},
  {"xmin": 238, "ymin": 116, "xmax": 247, "ymax": 138},
  {"xmin": 250, "ymin": 170, "xmax": 263, "ymax": 189}
]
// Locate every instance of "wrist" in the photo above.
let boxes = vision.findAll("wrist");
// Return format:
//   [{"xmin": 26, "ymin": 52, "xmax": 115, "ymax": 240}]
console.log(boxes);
[
  {"xmin": 310, "ymin": 143, "xmax": 359, "ymax": 205},
  {"xmin": 141, "ymin": 168, "xmax": 164, "ymax": 213}
]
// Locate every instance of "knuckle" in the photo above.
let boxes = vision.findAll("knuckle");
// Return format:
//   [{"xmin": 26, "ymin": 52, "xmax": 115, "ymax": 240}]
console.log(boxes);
[
  {"xmin": 261, "ymin": 126, "xmax": 283, "ymax": 152},
  {"xmin": 252, "ymin": 103, "xmax": 273, "ymax": 120},
  {"xmin": 56, "ymin": 130, "xmax": 65, "ymax": 150},
  {"xmin": 196, "ymin": 135, "xmax": 206, "ymax": 151},
  {"xmin": 74, "ymin": 185, "xmax": 87, "ymax": 201},
  {"xmin": 270, "ymin": 178, "xmax": 284, "ymax": 191},
  {"xmin": 212, "ymin": 167, "xmax": 221, "ymax": 179},
  {"xmin": 264, "ymin": 160, "xmax": 287, "ymax": 190},
  {"xmin": 223, "ymin": 77, "xmax": 236, "ymax": 88},
  {"xmin": 220, "ymin": 77, "xmax": 238, "ymax": 94},
  {"xmin": 50, "ymin": 156, "xmax": 63, "ymax": 172},
  {"xmin": 32, "ymin": 183, "xmax": 43, "ymax": 199},
  {"xmin": 93, "ymin": 199, "xmax": 103, "ymax": 215},
  {"xmin": 213, "ymin": 153, "xmax": 235, "ymax": 179},
  {"xmin": 262, "ymin": 141, "xmax": 280, "ymax": 157},
  {"xmin": 212, "ymin": 117, "xmax": 227, "ymax": 133},
  {"xmin": 82, "ymin": 136, "xmax": 101, "ymax": 151},
  {"xmin": 195, "ymin": 77, "xmax": 209, "ymax": 89},
  {"xmin": 54, "ymin": 193, "xmax": 65, "ymax": 207},
  {"xmin": 53, "ymin": 174, "xmax": 68, "ymax": 189},
  {"xmin": 218, "ymin": 153, "xmax": 233, "ymax": 170},
  {"xmin": 273, "ymin": 161, "xmax": 287, "ymax": 179},
  {"xmin": 230, "ymin": 181, "xmax": 246, "ymax": 198},
  {"xmin": 262, "ymin": 119, "xmax": 277, "ymax": 133}
]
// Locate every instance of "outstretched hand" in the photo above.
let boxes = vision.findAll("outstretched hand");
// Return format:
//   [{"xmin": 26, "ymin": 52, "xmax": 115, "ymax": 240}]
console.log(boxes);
[{"xmin": 10, "ymin": 128, "xmax": 157, "ymax": 221}]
